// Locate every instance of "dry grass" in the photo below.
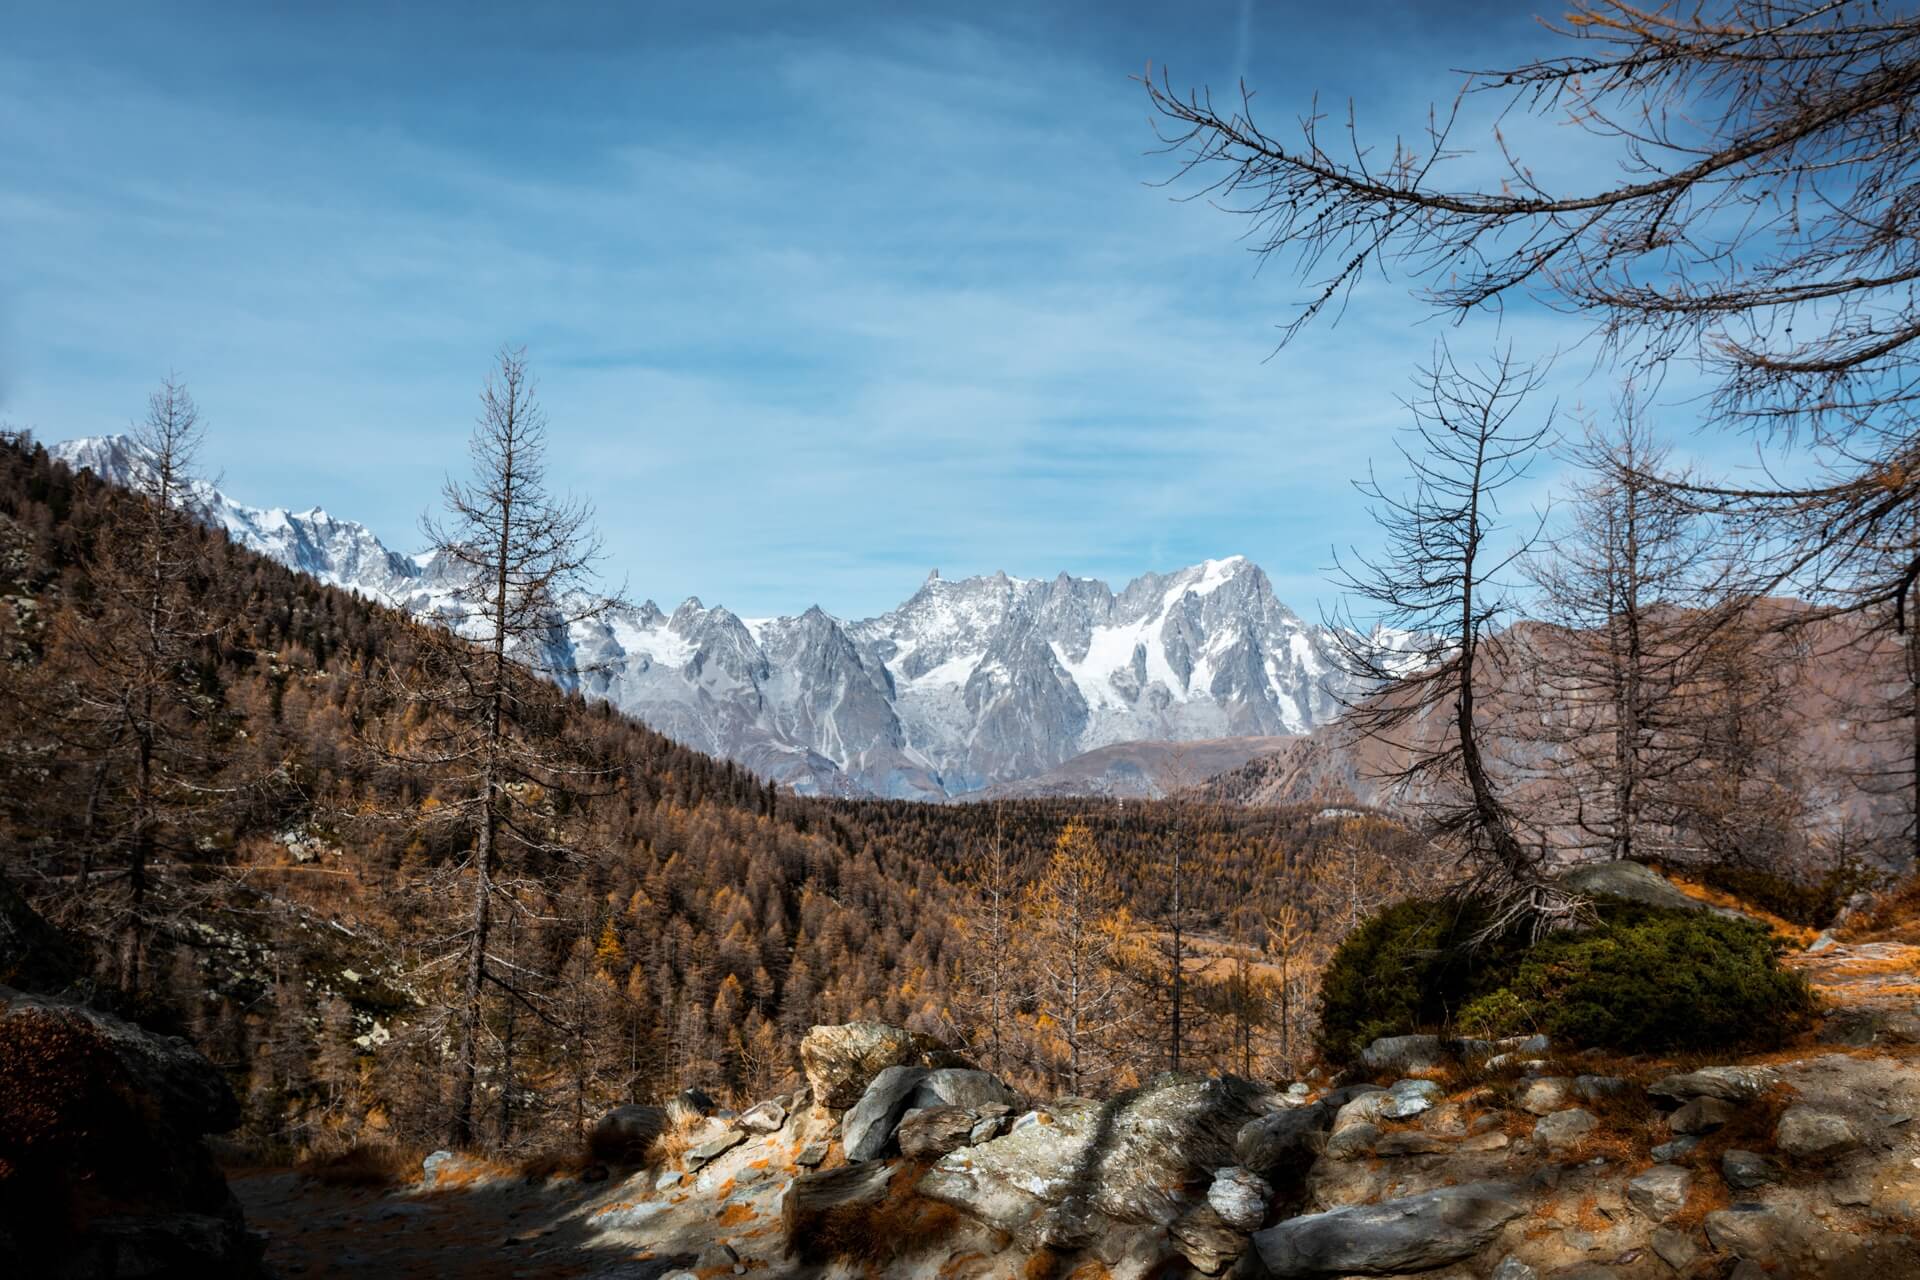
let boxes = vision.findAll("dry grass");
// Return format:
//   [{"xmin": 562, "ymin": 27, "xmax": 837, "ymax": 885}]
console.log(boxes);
[
  {"xmin": 1839, "ymin": 876, "xmax": 1920, "ymax": 945},
  {"xmin": 1665, "ymin": 875, "xmax": 1821, "ymax": 946},
  {"xmin": 647, "ymin": 1110, "xmax": 704, "ymax": 1169},
  {"xmin": 296, "ymin": 1142, "xmax": 420, "ymax": 1190},
  {"xmin": 517, "ymin": 1140, "xmax": 598, "ymax": 1183},
  {"xmin": 788, "ymin": 1159, "xmax": 966, "ymax": 1267}
]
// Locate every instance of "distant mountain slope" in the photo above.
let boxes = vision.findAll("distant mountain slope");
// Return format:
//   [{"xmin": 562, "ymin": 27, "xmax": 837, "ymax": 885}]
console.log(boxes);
[
  {"xmin": 53, "ymin": 435, "xmax": 1382, "ymax": 798},
  {"xmin": 971, "ymin": 736, "xmax": 1299, "ymax": 801}
]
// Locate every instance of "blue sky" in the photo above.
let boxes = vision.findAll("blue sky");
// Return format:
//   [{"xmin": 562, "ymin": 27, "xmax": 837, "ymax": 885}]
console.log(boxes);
[{"xmin": 1, "ymin": 1, "xmax": 1757, "ymax": 618}]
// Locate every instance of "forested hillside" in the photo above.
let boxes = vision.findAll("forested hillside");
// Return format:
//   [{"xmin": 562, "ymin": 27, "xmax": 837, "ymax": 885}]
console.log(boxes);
[{"xmin": 0, "ymin": 434, "xmax": 1421, "ymax": 1158}]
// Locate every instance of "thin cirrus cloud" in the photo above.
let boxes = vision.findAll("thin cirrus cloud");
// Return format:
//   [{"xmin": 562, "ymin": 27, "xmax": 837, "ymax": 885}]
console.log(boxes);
[{"xmin": 0, "ymin": 1, "xmax": 1764, "ymax": 620}]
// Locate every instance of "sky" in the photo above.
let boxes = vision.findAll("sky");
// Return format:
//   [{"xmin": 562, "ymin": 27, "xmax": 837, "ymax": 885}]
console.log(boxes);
[{"xmin": 1, "ymin": 1, "xmax": 1761, "ymax": 619}]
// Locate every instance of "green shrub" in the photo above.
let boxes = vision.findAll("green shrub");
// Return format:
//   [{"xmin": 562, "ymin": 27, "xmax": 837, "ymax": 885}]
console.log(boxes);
[
  {"xmin": 1317, "ymin": 896, "xmax": 1814, "ymax": 1062},
  {"xmin": 1676, "ymin": 860, "xmax": 1889, "ymax": 928},
  {"xmin": 1315, "ymin": 897, "xmax": 1522, "ymax": 1063}
]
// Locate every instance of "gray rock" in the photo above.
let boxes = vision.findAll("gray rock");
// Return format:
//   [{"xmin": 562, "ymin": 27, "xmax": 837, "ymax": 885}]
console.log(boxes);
[
  {"xmin": 918, "ymin": 1073, "xmax": 1269, "ymax": 1247},
  {"xmin": 1560, "ymin": 860, "xmax": 1748, "ymax": 919},
  {"xmin": 422, "ymin": 1150, "xmax": 455, "ymax": 1188},
  {"xmin": 1650, "ymin": 1135, "xmax": 1699, "ymax": 1162},
  {"xmin": 968, "ymin": 1113, "xmax": 1010, "ymax": 1145},
  {"xmin": 1516, "ymin": 1077, "xmax": 1574, "ymax": 1115},
  {"xmin": 910, "ymin": 1067, "xmax": 1016, "ymax": 1111},
  {"xmin": 1324, "ymin": 1121, "xmax": 1380, "ymax": 1159},
  {"xmin": 794, "ymin": 1142, "xmax": 828, "ymax": 1168},
  {"xmin": 895, "ymin": 1105, "xmax": 977, "ymax": 1159},
  {"xmin": 1235, "ymin": 1105, "xmax": 1330, "ymax": 1177},
  {"xmin": 1207, "ymin": 1166, "xmax": 1271, "ymax": 1231},
  {"xmin": 589, "ymin": 1104, "xmax": 669, "ymax": 1162},
  {"xmin": 1721, "ymin": 1149, "xmax": 1778, "ymax": 1190},
  {"xmin": 684, "ymin": 1128, "xmax": 747, "ymax": 1169},
  {"xmin": 1703, "ymin": 1203, "xmax": 1788, "ymax": 1260},
  {"xmin": 733, "ymin": 1100, "xmax": 785, "ymax": 1133},
  {"xmin": 1650, "ymin": 1225, "xmax": 1701, "ymax": 1271},
  {"xmin": 1375, "ymin": 1130, "xmax": 1451, "ymax": 1156},
  {"xmin": 1774, "ymin": 1106, "xmax": 1860, "ymax": 1159},
  {"xmin": 1668, "ymin": 1096, "xmax": 1736, "ymax": 1134},
  {"xmin": 1626, "ymin": 1164, "xmax": 1692, "ymax": 1220},
  {"xmin": 654, "ymin": 1169, "xmax": 683, "ymax": 1191},
  {"xmin": 1648, "ymin": 1066, "xmax": 1776, "ymax": 1104},
  {"xmin": 1490, "ymin": 1258, "xmax": 1537, "ymax": 1280},
  {"xmin": 1359, "ymin": 1033, "xmax": 1494, "ymax": 1072},
  {"xmin": 1533, "ymin": 1108, "xmax": 1597, "ymax": 1153},
  {"xmin": 1171, "ymin": 1203, "xmax": 1248, "ymax": 1275},
  {"xmin": 1573, "ymin": 1075, "xmax": 1632, "ymax": 1102},
  {"xmin": 1252, "ymin": 1181, "xmax": 1527, "ymax": 1276},
  {"xmin": 1379, "ymin": 1078, "xmax": 1443, "ymax": 1119},
  {"xmin": 843, "ymin": 1064, "xmax": 931, "ymax": 1162}
]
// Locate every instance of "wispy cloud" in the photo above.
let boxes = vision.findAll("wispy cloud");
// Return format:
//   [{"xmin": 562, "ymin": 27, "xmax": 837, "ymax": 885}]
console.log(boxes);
[{"xmin": 0, "ymin": 2, "xmax": 1784, "ymax": 620}]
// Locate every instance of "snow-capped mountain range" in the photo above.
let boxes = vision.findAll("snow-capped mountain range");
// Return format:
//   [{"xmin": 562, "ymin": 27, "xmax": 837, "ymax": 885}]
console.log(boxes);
[{"xmin": 51, "ymin": 434, "xmax": 1383, "ymax": 798}]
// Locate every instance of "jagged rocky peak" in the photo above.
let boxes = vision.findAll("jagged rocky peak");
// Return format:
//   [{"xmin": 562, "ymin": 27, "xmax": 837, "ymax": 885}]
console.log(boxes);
[{"xmin": 51, "ymin": 432, "xmax": 1383, "ymax": 798}]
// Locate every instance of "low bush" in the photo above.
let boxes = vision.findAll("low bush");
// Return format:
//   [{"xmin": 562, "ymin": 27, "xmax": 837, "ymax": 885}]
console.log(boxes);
[
  {"xmin": 1672, "ymin": 860, "xmax": 1888, "ymax": 928},
  {"xmin": 1319, "ymin": 895, "xmax": 1814, "ymax": 1063}
]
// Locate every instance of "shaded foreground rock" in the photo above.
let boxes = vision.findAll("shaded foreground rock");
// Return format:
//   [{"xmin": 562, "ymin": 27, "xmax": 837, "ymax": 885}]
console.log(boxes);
[
  {"xmin": 783, "ymin": 1162, "xmax": 897, "ymax": 1261},
  {"xmin": 0, "ymin": 984, "xmax": 265, "ymax": 1278},
  {"xmin": 588, "ymin": 1104, "xmax": 668, "ymax": 1163},
  {"xmin": 1252, "ymin": 1180, "xmax": 1526, "ymax": 1276}
]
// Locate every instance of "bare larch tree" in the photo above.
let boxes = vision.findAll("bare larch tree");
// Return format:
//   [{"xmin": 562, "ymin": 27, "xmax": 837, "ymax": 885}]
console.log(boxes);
[
  {"xmin": 384, "ymin": 346, "xmax": 615, "ymax": 1148},
  {"xmin": 1329, "ymin": 344, "xmax": 1575, "ymax": 934},
  {"xmin": 1147, "ymin": 0, "xmax": 1920, "ymax": 869}
]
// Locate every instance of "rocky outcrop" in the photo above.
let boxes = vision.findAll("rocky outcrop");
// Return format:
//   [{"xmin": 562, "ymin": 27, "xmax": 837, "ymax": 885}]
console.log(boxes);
[
  {"xmin": 0, "ymin": 985, "xmax": 265, "ymax": 1278},
  {"xmin": 797, "ymin": 1021, "xmax": 964, "ymax": 1110},
  {"xmin": 916, "ymin": 1073, "xmax": 1271, "ymax": 1249}
]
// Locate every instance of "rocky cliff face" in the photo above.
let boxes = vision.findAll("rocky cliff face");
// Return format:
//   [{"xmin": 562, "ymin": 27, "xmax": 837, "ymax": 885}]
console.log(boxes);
[{"xmin": 52, "ymin": 436, "xmax": 1378, "ymax": 798}]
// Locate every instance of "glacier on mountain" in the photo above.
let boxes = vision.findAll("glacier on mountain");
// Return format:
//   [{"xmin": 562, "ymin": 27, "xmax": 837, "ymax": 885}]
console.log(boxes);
[{"xmin": 51, "ymin": 435, "xmax": 1378, "ymax": 798}]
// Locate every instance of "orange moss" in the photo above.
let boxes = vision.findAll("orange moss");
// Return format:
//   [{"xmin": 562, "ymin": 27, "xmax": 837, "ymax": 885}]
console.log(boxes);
[{"xmin": 716, "ymin": 1201, "xmax": 755, "ymax": 1227}]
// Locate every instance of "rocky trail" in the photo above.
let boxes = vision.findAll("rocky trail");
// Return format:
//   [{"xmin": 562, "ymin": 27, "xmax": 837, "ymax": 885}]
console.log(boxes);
[{"xmin": 211, "ymin": 876, "xmax": 1920, "ymax": 1280}]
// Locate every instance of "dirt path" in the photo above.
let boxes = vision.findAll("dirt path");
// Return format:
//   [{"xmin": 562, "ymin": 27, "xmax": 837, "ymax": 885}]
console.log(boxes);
[{"xmin": 231, "ymin": 1170, "xmax": 688, "ymax": 1280}]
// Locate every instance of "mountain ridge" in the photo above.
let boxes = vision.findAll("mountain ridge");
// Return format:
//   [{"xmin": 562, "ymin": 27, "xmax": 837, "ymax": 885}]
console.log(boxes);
[{"xmin": 51, "ymin": 434, "xmax": 1378, "ymax": 797}]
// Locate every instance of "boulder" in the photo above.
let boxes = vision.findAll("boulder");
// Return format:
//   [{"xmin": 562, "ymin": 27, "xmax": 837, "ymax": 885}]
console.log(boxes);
[
  {"xmin": 1627, "ymin": 1164, "xmax": 1692, "ymax": 1220},
  {"xmin": 1560, "ymin": 860, "xmax": 1750, "ymax": 920},
  {"xmin": 1720, "ymin": 1149, "xmax": 1777, "ymax": 1190},
  {"xmin": 794, "ymin": 1142, "xmax": 828, "ymax": 1168},
  {"xmin": 917, "ymin": 1073, "xmax": 1268, "ymax": 1247},
  {"xmin": 1170, "ymin": 1204, "xmax": 1248, "ymax": 1275},
  {"xmin": 1235, "ymin": 1104, "xmax": 1331, "ymax": 1178},
  {"xmin": 895, "ymin": 1106, "xmax": 978, "ymax": 1159},
  {"xmin": 844, "ymin": 1065, "xmax": 932, "ymax": 1162},
  {"xmin": 1573, "ymin": 1075, "xmax": 1632, "ymax": 1102},
  {"xmin": 1374, "ymin": 1130, "xmax": 1451, "ymax": 1156},
  {"xmin": 911, "ymin": 1067, "xmax": 1016, "ymax": 1111},
  {"xmin": 1703, "ymin": 1203, "xmax": 1790, "ymax": 1261},
  {"xmin": 1516, "ymin": 1077, "xmax": 1574, "ymax": 1115},
  {"xmin": 1774, "ymin": 1106, "xmax": 1861, "ymax": 1159},
  {"xmin": 589, "ymin": 1104, "xmax": 669, "ymax": 1162},
  {"xmin": 0, "ymin": 985, "xmax": 263, "ymax": 1279},
  {"xmin": 1324, "ymin": 1122, "xmax": 1381, "ymax": 1159},
  {"xmin": 1206, "ymin": 1167, "xmax": 1271, "ymax": 1231},
  {"xmin": 734, "ymin": 1100, "xmax": 786, "ymax": 1134},
  {"xmin": 1358, "ymin": 1034, "xmax": 1511, "ymax": 1072},
  {"xmin": 1252, "ymin": 1181, "xmax": 1527, "ymax": 1276},
  {"xmin": 675, "ymin": 1085, "xmax": 718, "ymax": 1116},
  {"xmin": 1668, "ymin": 1096, "xmax": 1736, "ymax": 1134},
  {"xmin": 1650, "ymin": 1225, "xmax": 1702, "ymax": 1271},
  {"xmin": 1533, "ymin": 1108, "xmax": 1597, "ymax": 1153},
  {"xmin": 1648, "ymin": 1066, "xmax": 1776, "ymax": 1105},
  {"xmin": 798, "ymin": 1022, "xmax": 960, "ymax": 1110},
  {"xmin": 1490, "ymin": 1258, "xmax": 1537, "ymax": 1280}
]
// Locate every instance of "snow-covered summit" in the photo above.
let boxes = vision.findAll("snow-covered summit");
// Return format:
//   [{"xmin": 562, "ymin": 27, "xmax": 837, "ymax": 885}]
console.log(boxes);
[{"xmin": 51, "ymin": 433, "xmax": 1380, "ymax": 798}]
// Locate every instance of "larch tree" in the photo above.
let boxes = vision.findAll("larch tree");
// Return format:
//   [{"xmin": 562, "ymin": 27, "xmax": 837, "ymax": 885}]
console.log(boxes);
[
  {"xmin": 1522, "ymin": 411, "xmax": 1729, "ymax": 862},
  {"xmin": 380, "ymin": 346, "xmax": 617, "ymax": 1149},
  {"xmin": 1329, "ymin": 344, "xmax": 1574, "ymax": 935},
  {"xmin": 1024, "ymin": 820, "xmax": 1126, "ymax": 1096},
  {"xmin": 43, "ymin": 378, "xmax": 226, "ymax": 995}
]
